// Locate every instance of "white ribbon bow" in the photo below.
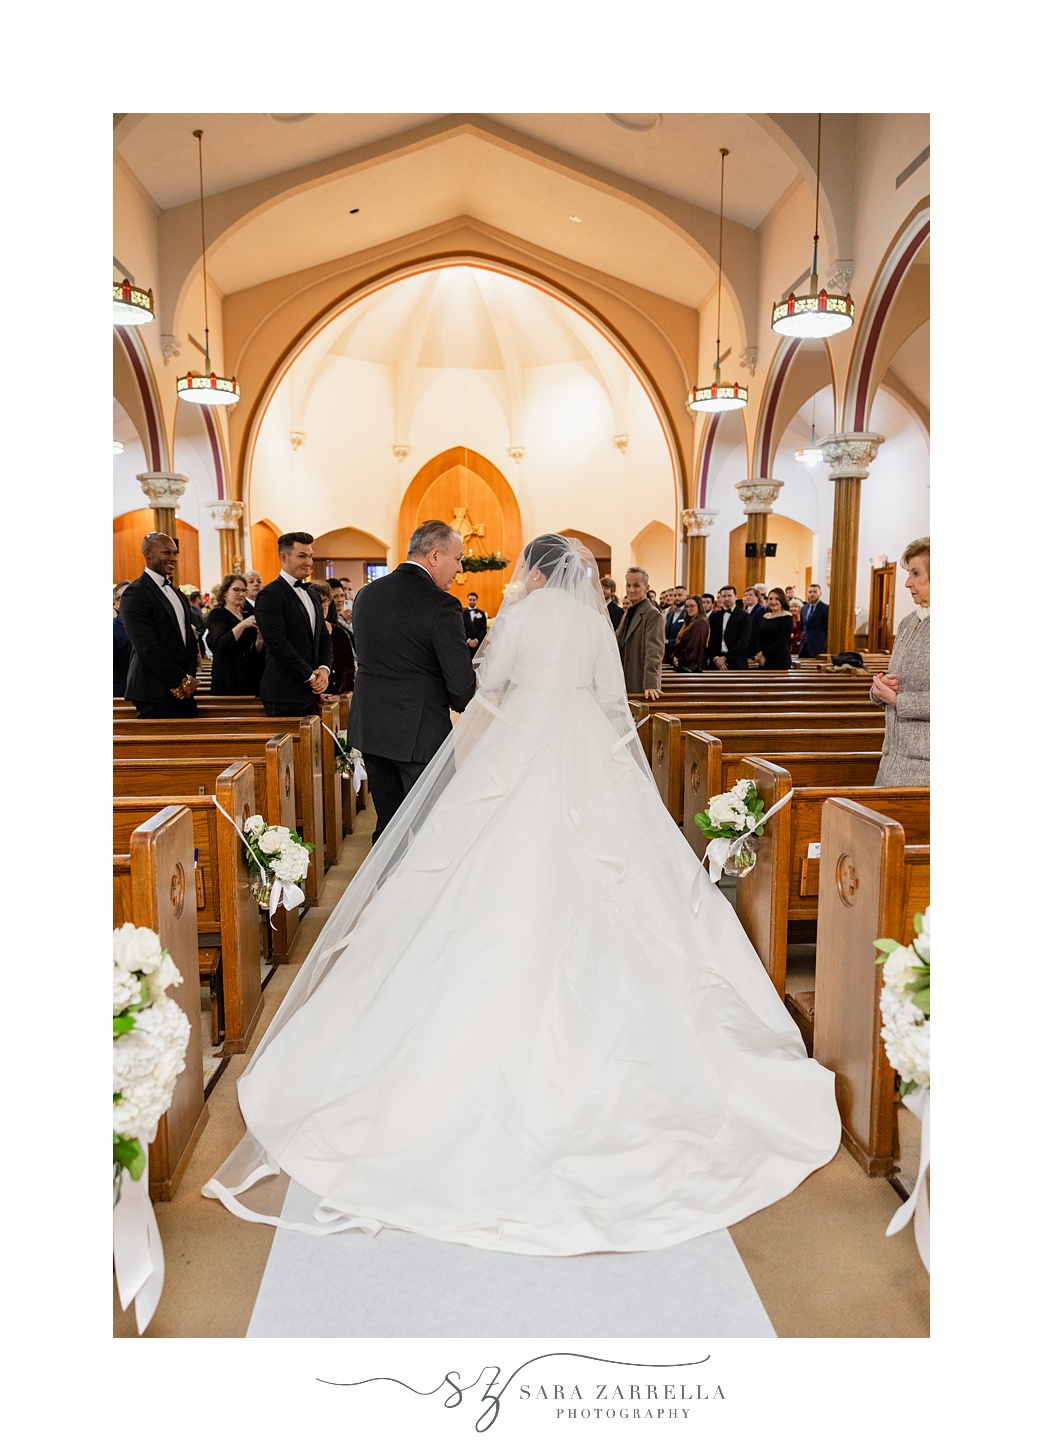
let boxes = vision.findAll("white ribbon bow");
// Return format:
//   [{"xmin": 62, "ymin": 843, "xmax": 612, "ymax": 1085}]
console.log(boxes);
[
  {"xmin": 318, "ymin": 720, "xmax": 368, "ymax": 793},
  {"xmin": 113, "ymin": 1145, "xmax": 164, "ymax": 1334},
  {"xmin": 703, "ymin": 790, "xmax": 794, "ymax": 883},
  {"xmin": 886, "ymin": 1085, "xmax": 930, "ymax": 1272}
]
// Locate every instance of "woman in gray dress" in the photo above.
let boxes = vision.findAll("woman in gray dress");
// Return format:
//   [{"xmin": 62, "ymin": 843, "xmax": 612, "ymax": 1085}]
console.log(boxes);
[{"xmin": 871, "ymin": 537, "xmax": 929, "ymax": 786}]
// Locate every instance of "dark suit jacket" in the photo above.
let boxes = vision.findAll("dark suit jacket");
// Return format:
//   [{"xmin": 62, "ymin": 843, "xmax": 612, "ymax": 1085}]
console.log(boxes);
[
  {"xmin": 707, "ymin": 606, "xmax": 751, "ymax": 669},
  {"xmin": 615, "ymin": 597, "xmax": 666, "ymax": 693},
  {"xmin": 113, "ymin": 615, "xmax": 133, "ymax": 697},
  {"xmin": 605, "ymin": 600, "xmax": 624, "ymax": 631},
  {"xmin": 463, "ymin": 606, "xmax": 488, "ymax": 657},
  {"xmin": 120, "ymin": 572, "xmax": 199, "ymax": 702},
  {"xmin": 799, "ymin": 600, "xmax": 829, "ymax": 657},
  {"xmin": 663, "ymin": 607, "xmax": 686, "ymax": 656},
  {"xmin": 348, "ymin": 563, "xmax": 477, "ymax": 763},
  {"xmin": 253, "ymin": 575, "xmax": 334, "ymax": 710},
  {"xmin": 745, "ymin": 602, "xmax": 766, "ymax": 658}
]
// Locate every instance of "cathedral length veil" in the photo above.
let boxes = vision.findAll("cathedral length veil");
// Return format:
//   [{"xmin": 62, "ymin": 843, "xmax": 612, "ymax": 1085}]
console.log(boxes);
[{"xmin": 203, "ymin": 535, "xmax": 840, "ymax": 1254}]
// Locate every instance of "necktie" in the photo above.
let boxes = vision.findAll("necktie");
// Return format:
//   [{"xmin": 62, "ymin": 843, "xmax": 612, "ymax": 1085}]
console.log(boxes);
[{"xmin": 164, "ymin": 580, "xmax": 186, "ymax": 644}]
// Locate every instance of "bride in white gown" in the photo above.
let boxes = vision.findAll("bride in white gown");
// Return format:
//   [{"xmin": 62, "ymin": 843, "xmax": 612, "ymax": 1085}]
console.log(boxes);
[{"xmin": 204, "ymin": 535, "xmax": 839, "ymax": 1254}]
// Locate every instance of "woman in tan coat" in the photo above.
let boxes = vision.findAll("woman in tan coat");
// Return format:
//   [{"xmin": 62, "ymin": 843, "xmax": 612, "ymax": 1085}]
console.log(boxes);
[{"xmin": 871, "ymin": 537, "xmax": 930, "ymax": 786}]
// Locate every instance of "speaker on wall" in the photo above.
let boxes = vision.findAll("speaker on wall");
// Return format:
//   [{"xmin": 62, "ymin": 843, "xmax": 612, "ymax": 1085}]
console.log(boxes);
[
  {"xmin": 744, "ymin": 542, "xmax": 758, "ymax": 558},
  {"xmin": 763, "ymin": 542, "xmax": 777, "ymax": 557}
]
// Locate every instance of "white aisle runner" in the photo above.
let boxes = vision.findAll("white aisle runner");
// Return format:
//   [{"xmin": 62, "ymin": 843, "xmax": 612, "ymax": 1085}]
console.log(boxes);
[{"xmin": 247, "ymin": 1180, "xmax": 775, "ymax": 1338}]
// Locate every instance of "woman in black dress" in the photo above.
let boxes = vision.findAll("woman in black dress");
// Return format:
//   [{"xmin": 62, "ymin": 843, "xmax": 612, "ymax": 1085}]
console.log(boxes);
[
  {"xmin": 671, "ymin": 595, "xmax": 711, "ymax": 672},
  {"xmin": 755, "ymin": 588, "xmax": 794, "ymax": 669},
  {"xmin": 204, "ymin": 574, "xmax": 264, "ymax": 694}
]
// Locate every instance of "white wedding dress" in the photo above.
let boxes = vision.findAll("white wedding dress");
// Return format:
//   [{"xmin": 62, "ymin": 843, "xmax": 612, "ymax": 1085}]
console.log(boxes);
[{"xmin": 204, "ymin": 540, "xmax": 840, "ymax": 1254}]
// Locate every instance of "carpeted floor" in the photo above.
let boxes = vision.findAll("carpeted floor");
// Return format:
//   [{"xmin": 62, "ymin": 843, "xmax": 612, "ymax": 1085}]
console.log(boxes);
[{"xmin": 114, "ymin": 801, "xmax": 929, "ymax": 1339}]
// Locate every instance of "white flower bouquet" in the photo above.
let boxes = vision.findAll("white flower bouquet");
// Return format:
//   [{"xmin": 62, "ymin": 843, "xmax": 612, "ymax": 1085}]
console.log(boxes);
[
  {"xmin": 876, "ymin": 906, "xmax": 930, "ymax": 1095},
  {"xmin": 113, "ymin": 925, "xmax": 191, "ymax": 1205},
  {"xmin": 242, "ymin": 814, "xmax": 313, "ymax": 911},
  {"xmin": 694, "ymin": 778, "xmax": 766, "ymax": 875}
]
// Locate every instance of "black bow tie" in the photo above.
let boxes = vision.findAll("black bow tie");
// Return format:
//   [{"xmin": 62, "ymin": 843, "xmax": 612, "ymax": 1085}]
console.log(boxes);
[{"xmin": 294, "ymin": 579, "xmax": 309, "ymax": 589}]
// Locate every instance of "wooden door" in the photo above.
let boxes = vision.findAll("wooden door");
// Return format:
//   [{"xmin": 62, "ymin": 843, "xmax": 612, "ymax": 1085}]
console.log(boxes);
[{"xmin": 868, "ymin": 564, "xmax": 896, "ymax": 651}]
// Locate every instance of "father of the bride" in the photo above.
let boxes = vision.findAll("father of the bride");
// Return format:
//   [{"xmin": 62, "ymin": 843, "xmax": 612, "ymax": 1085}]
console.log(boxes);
[{"xmin": 349, "ymin": 519, "xmax": 477, "ymax": 841}]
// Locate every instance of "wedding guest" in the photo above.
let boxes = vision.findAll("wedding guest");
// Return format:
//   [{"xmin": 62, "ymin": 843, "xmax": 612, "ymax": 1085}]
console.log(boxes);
[
  {"xmin": 662, "ymin": 587, "xmax": 687, "ymax": 662},
  {"xmin": 708, "ymin": 585, "xmax": 751, "ymax": 670},
  {"xmin": 316, "ymin": 580, "xmax": 355, "ymax": 696},
  {"xmin": 253, "ymin": 531, "xmax": 333, "ymax": 718},
  {"xmin": 671, "ymin": 595, "xmax": 710, "ymax": 673},
  {"xmin": 647, "ymin": 588, "xmax": 659, "ymax": 608},
  {"xmin": 244, "ymin": 569, "xmax": 263, "ymax": 614},
  {"xmin": 799, "ymin": 583, "xmax": 829, "ymax": 657},
  {"xmin": 701, "ymin": 592, "xmax": 717, "ymax": 615},
  {"xmin": 119, "ymin": 532, "xmax": 199, "ymax": 717},
  {"xmin": 113, "ymin": 580, "xmax": 132, "ymax": 697},
  {"xmin": 789, "ymin": 598, "xmax": 804, "ymax": 655},
  {"xmin": 204, "ymin": 574, "xmax": 264, "ymax": 695},
  {"xmin": 616, "ymin": 567, "xmax": 665, "ymax": 699},
  {"xmin": 871, "ymin": 538, "xmax": 930, "ymax": 786},
  {"xmin": 463, "ymin": 591, "xmax": 488, "ymax": 657},
  {"xmin": 744, "ymin": 584, "xmax": 767, "ymax": 662},
  {"xmin": 601, "ymin": 577, "xmax": 624, "ymax": 630},
  {"xmin": 754, "ymin": 588, "xmax": 794, "ymax": 669}
]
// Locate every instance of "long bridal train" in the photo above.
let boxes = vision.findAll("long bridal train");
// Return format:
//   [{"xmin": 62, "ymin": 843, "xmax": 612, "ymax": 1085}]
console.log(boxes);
[{"xmin": 204, "ymin": 541, "xmax": 840, "ymax": 1254}]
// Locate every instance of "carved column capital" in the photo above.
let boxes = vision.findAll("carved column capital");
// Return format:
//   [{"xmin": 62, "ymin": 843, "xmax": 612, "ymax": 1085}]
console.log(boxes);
[
  {"xmin": 612, "ymin": 434, "xmax": 629, "ymax": 454},
  {"xmin": 207, "ymin": 499, "xmax": 244, "ymax": 530},
  {"xmin": 681, "ymin": 508, "xmax": 718, "ymax": 537},
  {"xmin": 392, "ymin": 444, "xmax": 411, "ymax": 461},
  {"xmin": 506, "ymin": 445, "xmax": 525, "ymax": 463},
  {"xmin": 825, "ymin": 259, "xmax": 854, "ymax": 294},
  {"xmin": 819, "ymin": 433, "xmax": 885, "ymax": 479},
  {"xmin": 137, "ymin": 472, "xmax": 188, "ymax": 509},
  {"xmin": 289, "ymin": 430, "xmax": 306, "ymax": 451},
  {"xmin": 160, "ymin": 335, "xmax": 181, "ymax": 364},
  {"xmin": 735, "ymin": 479, "xmax": 784, "ymax": 514},
  {"xmin": 739, "ymin": 347, "xmax": 758, "ymax": 377}
]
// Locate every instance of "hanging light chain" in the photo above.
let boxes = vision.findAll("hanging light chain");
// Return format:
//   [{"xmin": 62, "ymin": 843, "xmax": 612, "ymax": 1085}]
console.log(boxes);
[
  {"xmin": 714, "ymin": 148, "xmax": 728, "ymax": 375},
  {"xmin": 194, "ymin": 129, "xmax": 211, "ymax": 365},
  {"xmin": 811, "ymin": 114, "xmax": 822, "ymax": 289}
]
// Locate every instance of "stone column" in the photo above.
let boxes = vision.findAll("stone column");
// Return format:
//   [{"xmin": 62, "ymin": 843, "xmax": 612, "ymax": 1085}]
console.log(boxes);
[
  {"xmin": 681, "ymin": 509, "xmax": 717, "ymax": 596},
  {"xmin": 207, "ymin": 499, "xmax": 245, "ymax": 579},
  {"xmin": 137, "ymin": 472, "xmax": 188, "ymax": 586},
  {"xmin": 818, "ymin": 434, "xmax": 885, "ymax": 654},
  {"xmin": 735, "ymin": 480, "xmax": 784, "ymax": 588}
]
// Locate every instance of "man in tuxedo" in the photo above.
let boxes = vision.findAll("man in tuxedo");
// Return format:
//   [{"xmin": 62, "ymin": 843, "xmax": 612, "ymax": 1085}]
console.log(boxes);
[
  {"xmin": 349, "ymin": 519, "xmax": 477, "ymax": 841},
  {"xmin": 253, "ymin": 532, "xmax": 333, "ymax": 716},
  {"xmin": 708, "ymin": 585, "xmax": 751, "ymax": 670},
  {"xmin": 119, "ymin": 532, "xmax": 200, "ymax": 716},
  {"xmin": 799, "ymin": 583, "xmax": 830, "ymax": 658},
  {"xmin": 615, "ymin": 567, "xmax": 665, "ymax": 699},
  {"xmin": 662, "ymin": 586, "xmax": 687, "ymax": 662},
  {"xmin": 243, "ymin": 569, "xmax": 263, "ymax": 615},
  {"xmin": 463, "ymin": 592, "xmax": 488, "ymax": 657}
]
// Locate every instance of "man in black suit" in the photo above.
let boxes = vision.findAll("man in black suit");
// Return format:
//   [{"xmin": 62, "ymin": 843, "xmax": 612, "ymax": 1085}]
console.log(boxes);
[
  {"xmin": 708, "ymin": 584, "xmax": 751, "ymax": 670},
  {"xmin": 662, "ymin": 586, "xmax": 687, "ymax": 662},
  {"xmin": 463, "ymin": 592, "xmax": 488, "ymax": 657},
  {"xmin": 119, "ymin": 533, "xmax": 200, "ymax": 716},
  {"xmin": 349, "ymin": 519, "xmax": 477, "ymax": 841},
  {"xmin": 799, "ymin": 583, "xmax": 830, "ymax": 658},
  {"xmin": 253, "ymin": 531, "xmax": 334, "ymax": 716}
]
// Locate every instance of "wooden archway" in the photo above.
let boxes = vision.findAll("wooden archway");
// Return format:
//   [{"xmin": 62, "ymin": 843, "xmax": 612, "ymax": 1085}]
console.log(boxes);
[
  {"xmin": 398, "ymin": 447, "xmax": 523, "ymax": 613},
  {"xmin": 114, "ymin": 511, "xmax": 200, "ymax": 589},
  {"xmin": 249, "ymin": 518, "xmax": 282, "ymax": 584}
]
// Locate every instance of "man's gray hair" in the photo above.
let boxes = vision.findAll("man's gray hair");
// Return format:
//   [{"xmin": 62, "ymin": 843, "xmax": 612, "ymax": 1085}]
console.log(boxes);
[
  {"xmin": 626, "ymin": 566, "xmax": 649, "ymax": 584},
  {"xmin": 408, "ymin": 520, "xmax": 459, "ymax": 557}
]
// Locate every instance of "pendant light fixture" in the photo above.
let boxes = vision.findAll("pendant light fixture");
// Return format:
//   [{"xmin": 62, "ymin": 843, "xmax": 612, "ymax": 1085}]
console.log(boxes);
[
  {"xmin": 794, "ymin": 394, "xmax": 824, "ymax": 463},
  {"xmin": 771, "ymin": 115, "xmax": 854, "ymax": 339},
  {"xmin": 112, "ymin": 279, "xmax": 155, "ymax": 325},
  {"xmin": 177, "ymin": 129, "xmax": 240, "ymax": 406},
  {"xmin": 686, "ymin": 148, "xmax": 747, "ymax": 414}
]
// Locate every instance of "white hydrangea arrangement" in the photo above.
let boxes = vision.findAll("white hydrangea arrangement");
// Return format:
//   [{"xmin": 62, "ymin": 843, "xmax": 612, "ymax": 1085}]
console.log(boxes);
[
  {"xmin": 333, "ymin": 732, "xmax": 365, "ymax": 783},
  {"xmin": 876, "ymin": 907, "xmax": 930, "ymax": 1095},
  {"xmin": 113, "ymin": 925, "xmax": 192, "ymax": 1204},
  {"xmin": 694, "ymin": 778, "xmax": 766, "ymax": 874},
  {"xmin": 242, "ymin": 814, "xmax": 313, "ymax": 909}
]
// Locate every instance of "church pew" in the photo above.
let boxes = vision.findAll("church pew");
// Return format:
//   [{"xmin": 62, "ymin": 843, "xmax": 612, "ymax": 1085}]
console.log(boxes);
[
  {"xmin": 731, "ymin": 757, "xmax": 930, "ymax": 999},
  {"xmin": 113, "ymin": 717, "xmax": 326, "ymax": 906},
  {"xmin": 681, "ymin": 728, "xmax": 885, "ymax": 855},
  {"xmin": 812, "ymin": 798, "xmax": 931, "ymax": 1175},
  {"xmin": 112, "ymin": 804, "xmax": 208, "ymax": 1202},
  {"xmin": 112, "ymin": 761, "xmax": 263, "ymax": 1054},
  {"xmin": 115, "ymin": 702, "xmax": 345, "ymax": 869},
  {"xmin": 112, "ymin": 739, "xmax": 300, "ymax": 962},
  {"xmin": 651, "ymin": 709, "xmax": 882, "ymax": 822}
]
